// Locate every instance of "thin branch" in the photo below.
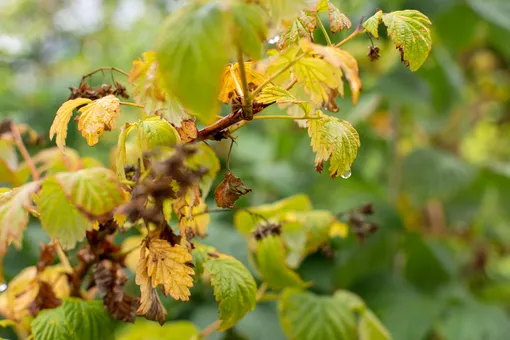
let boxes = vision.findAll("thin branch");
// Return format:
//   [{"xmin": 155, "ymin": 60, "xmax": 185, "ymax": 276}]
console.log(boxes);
[
  {"xmin": 120, "ymin": 101, "xmax": 144, "ymax": 109},
  {"xmin": 252, "ymin": 115, "xmax": 321, "ymax": 120},
  {"xmin": 237, "ymin": 49, "xmax": 253, "ymax": 120},
  {"xmin": 200, "ymin": 320, "xmax": 222, "ymax": 337},
  {"xmin": 256, "ymin": 282, "xmax": 268, "ymax": 301},
  {"xmin": 316, "ymin": 15, "xmax": 332, "ymax": 46},
  {"xmin": 226, "ymin": 138, "xmax": 235, "ymax": 170},
  {"xmin": 335, "ymin": 17, "xmax": 366, "ymax": 48},
  {"xmin": 55, "ymin": 242, "xmax": 73, "ymax": 273},
  {"xmin": 10, "ymin": 121, "xmax": 39, "ymax": 181},
  {"xmin": 82, "ymin": 67, "xmax": 129, "ymax": 79}
]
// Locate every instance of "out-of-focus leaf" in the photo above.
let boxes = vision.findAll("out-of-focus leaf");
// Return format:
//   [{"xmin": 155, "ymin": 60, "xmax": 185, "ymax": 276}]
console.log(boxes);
[
  {"xmin": 468, "ymin": 0, "xmax": 510, "ymax": 32},
  {"xmin": 218, "ymin": 62, "xmax": 268, "ymax": 102},
  {"xmin": 255, "ymin": 235, "xmax": 307, "ymax": 290},
  {"xmin": 77, "ymin": 95, "xmax": 121, "ymax": 146},
  {"xmin": 31, "ymin": 298, "xmax": 115, "ymax": 340},
  {"xmin": 116, "ymin": 319, "xmax": 199, "ymax": 340},
  {"xmin": 231, "ymin": 2, "xmax": 268, "ymax": 60},
  {"xmin": 264, "ymin": 0, "xmax": 307, "ymax": 22},
  {"xmin": 185, "ymin": 144, "xmax": 220, "ymax": 199},
  {"xmin": 279, "ymin": 289, "xmax": 389, "ymax": 340},
  {"xmin": 0, "ymin": 181, "xmax": 40, "ymax": 254},
  {"xmin": 234, "ymin": 194, "xmax": 312, "ymax": 235},
  {"xmin": 156, "ymin": 2, "xmax": 232, "ymax": 124},
  {"xmin": 402, "ymin": 148, "xmax": 476, "ymax": 204},
  {"xmin": 49, "ymin": 98, "xmax": 92, "ymax": 151},
  {"xmin": 204, "ymin": 255, "xmax": 257, "ymax": 331},
  {"xmin": 308, "ymin": 111, "xmax": 360, "ymax": 178}
]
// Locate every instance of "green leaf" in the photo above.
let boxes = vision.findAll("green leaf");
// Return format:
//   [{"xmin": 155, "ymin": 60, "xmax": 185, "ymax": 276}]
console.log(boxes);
[
  {"xmin": 255, "ymin": 235, "xmax": 307, "ymax": 290},
  {"xmin": 277, "ymin": 11, "xmax": 316, "ymax": 49},
  {"xmin": 32, "ymin": 298, "xmax": 115, "ymax": 340},
  {"xmin": 468, "ymin": 0, "xmax": 510, "ymax": 32},
  {"xmin": 0, "ymin": 181, "xmax": 40, "ymax": 254},
  {"xmin": 279, "ymin": 289, "xmax": 357, "ymax": 340},
  {"xmin": 279, "ymin": 289, "xmax": 390, "ymax": 340},
  {"xmin": 308, "ymin": 111, "xmax": 360, "ymax": 178},
  {"xmin": 138, "ymin": 116, "xmax": 181, "ymax": 150},
  {"xmin": 231, "ymin": 2, "xmax": 268, "ymax": 60},
  {"xmin": 156, "ymin": 2, "xmax": 232, "ymax": 124},
  {"xmin": 192, "ymin": 243, "xmax": 216, "ymax": 278},
  {"xmin": 234, "ymin": 194, "xmax": 312, "ymax": 234},
  {"xmin": 359, "ymin": 310, "xmax": 392, "ymax": 340},
  {"xmin": 204, "ymin": 256, "xmax": 257, "ymax": 331},
  {"xmin": 185, "ymin": 144, "xmax": 220, "ymax": 199},
  {"xmin": 290, "ymin": 210, "xmax": 336, "ymax": 253},
  {"xmin": 362, "ymin": 10, "xmax": 383, "ymax": 39},
  {"xmin": 54, "ymin": 168, "xmax": 127, "ymax": 217},
  {"xmin": 117, "ymin": 319, "xmax": 199, "ymax": 340},
  {"xmin": 382, "ymin": 10, "xmax": 432, "ymax": 71},
  {"xmin": 36, "ymin": 177, "xmax": 93, "ymax": 249}
]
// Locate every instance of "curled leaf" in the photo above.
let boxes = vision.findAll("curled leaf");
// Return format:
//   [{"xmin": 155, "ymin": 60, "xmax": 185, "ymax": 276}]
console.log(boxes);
[
  {"xmin": 49, "ymin": 98, "xmax": 92, "ymax": 151},
  {"xmin": 214, "ymin": 170, "xmax": 252, "ymax": 209},
  {"xmin": 77, "ymin": 95, "xmax": 120, "ymax": 146}
]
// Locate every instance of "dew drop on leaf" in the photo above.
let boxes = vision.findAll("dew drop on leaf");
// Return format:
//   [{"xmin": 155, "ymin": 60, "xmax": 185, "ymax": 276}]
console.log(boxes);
[
  {"xmin": 341, "ymin": 169, "xmax": 351, "ymax": 179},
  {"xmin": 268, "ymin": 35, "xmax": 280, "ymax": 44},
  {"xmin": 0, "ymin": 283, "xmax": 7, "ymax": 292}
]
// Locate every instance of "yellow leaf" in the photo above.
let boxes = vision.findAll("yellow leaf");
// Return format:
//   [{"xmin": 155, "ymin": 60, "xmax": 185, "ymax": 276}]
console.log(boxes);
[
  {"xmin": 49, "ymin": 98, "xmax": 92, "ymax": 151},
  {"xmin": 136, "ymin": 261, "xmax": 167, "ymax": 325},
  {"xmin": 292, "ymin": 57, "xmax": 342, "ymax": 106},
  {"xmin": 329, "ymin": 221, "xmax": 348, "ymax": 238},
  {"xmin": 137, "ymin": 239, "xmax": 194, "ymax": 301},
  {"xmin": 218, "ymin": 62, "xmax": 268, "ymax": 103},
  {"xmin": 121, "ymin": 235, "xmax": 143, "ymax": 273},
  {"xmin": 77, "ymin": 95, "xmax": 120, "ymax": 146},
  {"xmin": 300, "ymin": 39, "xmax": 362, "ymax": 104},
  {"xmin": 174, "ymin": 186, "xmax": 210, "ymax": 238},
  {"xmin": 129, "ymin": 51, "xmax": 167, "ymax": 113}
]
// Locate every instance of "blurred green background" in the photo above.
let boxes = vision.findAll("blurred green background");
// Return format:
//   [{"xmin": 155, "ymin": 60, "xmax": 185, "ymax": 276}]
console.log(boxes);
[{"xmin": 1, "ymin": 0, "xmax": 510, "ymax": 339}]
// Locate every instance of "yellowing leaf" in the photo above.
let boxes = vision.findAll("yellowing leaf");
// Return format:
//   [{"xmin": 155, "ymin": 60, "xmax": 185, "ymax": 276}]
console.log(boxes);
[
  {"xmin": 77, "ymin": 95, "xmax": 120, "ymax": 146},
  {"xmin": 4, "ymin": 265, "xmax": 69, "ymax": 321},
  {"xmin": 382, "ymin": 10, "xmax": 432, "ymax": 71},
  {"xmin": 255, "ymin": 235, "xmax": 308, "ymax": 290},
  {"xmin": 257, "ymin": 86, "xmax": 311, "ymax": 116},
  {"xmin": 300, "ymin": 40, "xmax": 362, "ymax": 104},
  {"xmin": 185, "ymin": 144, "xmax": 220, "ymax": 199},
  {"xmin": 129, "ymin": 51, "xmax": 189, "ymax": 126},
  {"xmin": 55, "ymin": 168, "xmax": 127, "ymax": 218},
  {"xmin": 129, "ymin": 51, "xmax": 167, "ymax": 113},
  {"xmin": 264, "ymin": 0, "xmax": 307, "ymax": 22},
  {"xmin": 218, "ymin": 62, "xmax": 268, "ymax": 103},
  {"xmin": 156, "ymin": 2, "xmax": 233, "ymax": 124},
  {"xmin": 292, "ymin": 57, "xmax": 342, "ymax": 106},
  {"xmin": 0, "ymin": 181, "xmax": 40, "ymax": 255},
  {"xmin": 308, "ymin": 111, "xmax": 360, "ymax": 178},
  {"xmin": 139, "ymin": 239, "xmax": 194, "ymax": 301},
  {"xmin": 362, "ymin": 10, "xmax": 383, "ymax": 39},
  {"xmin": 277, "ymin": 11, "xmax": 316, "ymax": 49},
  {"xmin": 49, "ymin": 98, "xmax": 92, "ymax": 151},
  {"xmin": 204, "ymin": 256, "xmax": 257, "ymax": 331},
  {"xmin": 234, "ymin": 194, "xmax": 312, "ymax": 235},
  {"xmin": 174, "ymin": 187, "xmax": 210, "ymax": 238},
  {"xmin": 32, "ymin": 147, "xmax": 83, "ymax": 175},
  {"xmin": 328, "ymin": 2, "xmax": 351, "ymax": 33},
  {"xmin": 329, "ymin": 221, "xmax": 348, "ymax": 238}
]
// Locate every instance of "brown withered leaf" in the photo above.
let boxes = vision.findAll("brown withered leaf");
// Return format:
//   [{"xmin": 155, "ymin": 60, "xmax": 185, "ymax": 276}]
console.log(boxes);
[
  {"xmin": 135, "ymin": 245, "xmax": 167, "ymax": 325},
  {"xmin": 28, "ymin": 280, "xmax": 62, "ymax": 316},
  {"xmin": 176, "ymin": 119, "xmax": 198, "ymax": 143},
  {"xmin": 94, "ymin": 261, "xmax": 139, "ymax": 323},
  {"xmin": 36, "ymin": 243, "xmax": 56, "ymax": 272},
  {"xmin": 214, "ymin": 171, "xmax": 252, "ymax": 209}
]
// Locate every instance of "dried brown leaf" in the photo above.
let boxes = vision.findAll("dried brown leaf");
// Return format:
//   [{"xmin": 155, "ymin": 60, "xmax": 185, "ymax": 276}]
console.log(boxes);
[{"xmin": 214, "ymin": 171, "xmax": 252, "ymax": 209}]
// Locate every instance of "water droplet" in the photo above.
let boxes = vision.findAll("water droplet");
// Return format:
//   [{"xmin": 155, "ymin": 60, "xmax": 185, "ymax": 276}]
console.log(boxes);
[
  {"xmin": 0, "ymin": 283, "xmax": 7, "ymax": 292},
  {"xmin": 268, "ymin": 35, "xmax": 280, "ymax": 44},
  {"xmin": 341, "ymin": 169, "xmax": 351, "ymax": 179}
]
